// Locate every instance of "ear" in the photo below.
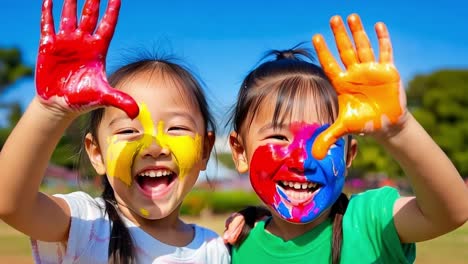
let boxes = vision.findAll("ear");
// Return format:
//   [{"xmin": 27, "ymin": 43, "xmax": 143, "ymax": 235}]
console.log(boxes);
[
  {"xmin": 345, "ymin": 138, "xmax": 358, "ymax": 168},
  {"xmin": 229, "ymin": 131, "xmax": 249, "ymax": 174},
  {"xmin": 84, "ymin": 133, "xmax": 106, "ymax": 175},
  {"xmin": 201, "ymin": 131, "xmax": 216, "ymax": 171}
]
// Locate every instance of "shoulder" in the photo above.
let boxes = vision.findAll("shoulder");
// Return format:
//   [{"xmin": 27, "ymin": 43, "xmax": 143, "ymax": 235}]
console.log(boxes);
[
  {"xmin": 192, "ymin": 224, "xmax": 223, "ymax": 241},
  {"xmin": 345, "ymin": 187, "xmax": 402, "ymax": 234},
  {"xmin": 191, "ymin": 224, "xmax": 230, "ymax": 263},
  {"xmin": 32, "ymin": 192, "xmax": 110, "ymax": 263},
  {"xmin": 349, "ymin": 186, "xmax": 400, "ymax": 207},
  {"xmin": 54, "ymin": 191, "xmax": 106, "ymax": 219}
]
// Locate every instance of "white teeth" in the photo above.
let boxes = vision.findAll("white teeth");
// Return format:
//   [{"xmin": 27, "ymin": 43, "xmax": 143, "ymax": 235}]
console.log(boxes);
[
  {"xmin": 281, "ymin": 181, "xmax": 319, "ymax": 190},
  {"xmin": 139, "ymin": 169, "xmax": 172, "ymax": 177}
]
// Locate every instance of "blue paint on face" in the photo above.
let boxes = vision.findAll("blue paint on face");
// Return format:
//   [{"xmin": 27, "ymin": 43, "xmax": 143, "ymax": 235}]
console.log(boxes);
[{"xmin": 300, "ymin": 125, "xmax": 346, "ymax": 223}]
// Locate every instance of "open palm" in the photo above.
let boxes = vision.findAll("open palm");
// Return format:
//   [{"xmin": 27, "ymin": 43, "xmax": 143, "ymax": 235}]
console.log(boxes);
[
  {"xmin": 311, "ymin": 14, "xmax": 407, "ymax": 159},
  {"xmin": 35, "ymin": 0, "xmax": 138, "ymax": 118}
]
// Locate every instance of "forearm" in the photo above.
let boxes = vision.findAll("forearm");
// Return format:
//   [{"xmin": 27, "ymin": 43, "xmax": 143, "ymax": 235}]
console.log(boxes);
[
  {"xmin": 378, "ymin": 114, "xmax": 468, "ymax": 228},
  {"xmin": 0, "ymin": 97, "xmax": 75, "ymax": 216}
]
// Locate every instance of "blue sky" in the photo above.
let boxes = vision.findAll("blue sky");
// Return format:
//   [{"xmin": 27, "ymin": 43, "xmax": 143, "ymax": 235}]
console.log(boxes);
[{"xmin": 1, "ymin": 0, "xmax": 468, "ymax": 131}]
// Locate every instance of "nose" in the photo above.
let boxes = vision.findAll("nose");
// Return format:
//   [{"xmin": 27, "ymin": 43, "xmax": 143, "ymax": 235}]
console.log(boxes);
[
  {"xmin": 139, "ymin": 137, "xmax": 170, "ymax": 159},
  {"xmin": 285, "ymin": 140, "xmax": 307, "ymax": 170}
]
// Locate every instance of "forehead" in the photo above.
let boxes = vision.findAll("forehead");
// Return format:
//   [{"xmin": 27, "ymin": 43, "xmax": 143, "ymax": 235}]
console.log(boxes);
[
  {"xmin": 104, "ymin": 71, "xmax": 202, "ymax": 121},
  {"xmin": 249, "ymin": 90, "xmax": 331, "ymax": 131}
]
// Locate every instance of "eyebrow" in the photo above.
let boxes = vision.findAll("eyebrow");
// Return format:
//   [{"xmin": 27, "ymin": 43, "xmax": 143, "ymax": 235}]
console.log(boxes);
[
  {"xmin": 108, "ymin": 116, "xmax": 132, "ymax": 127},
  {"xmin": 258, "ymin": 122, "xmax": 289, "ymax": 134},
  {"xmin": 167, "ymin": 111, "xmax": 199, "ymax": 128}
]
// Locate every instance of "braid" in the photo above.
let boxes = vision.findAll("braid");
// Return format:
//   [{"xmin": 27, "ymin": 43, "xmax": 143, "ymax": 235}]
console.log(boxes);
[
  {"xmin": 101, "ymin": 177, "xmax": 135, "ymax": 264},
  {"xmin": 330, "ymin": 193, "xmax": 350, "ymax": 264}
]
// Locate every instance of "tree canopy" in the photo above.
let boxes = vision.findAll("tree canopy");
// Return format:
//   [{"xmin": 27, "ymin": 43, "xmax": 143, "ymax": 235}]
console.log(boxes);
[{"xmin": 0, "ymin": 48, "xmax": 33, "ymax": 93}]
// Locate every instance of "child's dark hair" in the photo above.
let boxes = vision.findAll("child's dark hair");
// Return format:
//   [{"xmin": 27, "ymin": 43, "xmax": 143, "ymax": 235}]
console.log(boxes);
[
  {"xmin": 82, "ymin": 57, "xmax": 216, "ymax": 263},
  {"xmin": 229, "ymin": 45, "xmax": 349, "ymax": 264}
]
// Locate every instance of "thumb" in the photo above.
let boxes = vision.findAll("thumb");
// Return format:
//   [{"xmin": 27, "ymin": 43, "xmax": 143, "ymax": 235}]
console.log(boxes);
[
  {"xmin": 312, "ymin": 121, "xmax": 346, "ymax": 160},
  {"xmin": 101, "ymin": 86, "xmax": 139, "ymax": 118}
]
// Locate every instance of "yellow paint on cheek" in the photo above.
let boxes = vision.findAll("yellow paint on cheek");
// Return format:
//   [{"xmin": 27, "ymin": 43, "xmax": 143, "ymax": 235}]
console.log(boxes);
[
  {"xmin": 105, "ymin": 104, "xmax": 156, "ymax": 186},
  {"xmin": 105, "ymin": 103, "xmax": 203, "ymax": 185},
  {"xmin": 155, "ymin": 122, "xmax": 202, "ymax": 178},
  {"xmin": 105, "ymin": 139, "xmax": 140, "ymax": 186}
]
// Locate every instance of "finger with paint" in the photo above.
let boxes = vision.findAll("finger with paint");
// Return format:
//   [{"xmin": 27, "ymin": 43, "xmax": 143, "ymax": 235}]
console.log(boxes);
[
  {"xmin": 36, "ymin": 0, "xmax": 139, "ymax": 118},
  {"xmin": 311, "ymin": 14, "xmax": 407, "ymax": 159}
]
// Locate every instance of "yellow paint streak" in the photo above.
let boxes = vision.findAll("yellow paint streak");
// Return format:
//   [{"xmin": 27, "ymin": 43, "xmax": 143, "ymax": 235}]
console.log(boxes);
[{"xmin": 105, "ymin": 103, "xmax": 202, "ymax": 186}]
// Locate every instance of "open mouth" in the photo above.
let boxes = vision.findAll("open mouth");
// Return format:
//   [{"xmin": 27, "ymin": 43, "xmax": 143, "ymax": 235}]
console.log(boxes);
[
  {"xmin": 136, "ymin": 168, "xmax": 177, "ymax": 195},
  {"xmin": 277, "ymin": 180, "xmax": 322, "ymax": 205}
]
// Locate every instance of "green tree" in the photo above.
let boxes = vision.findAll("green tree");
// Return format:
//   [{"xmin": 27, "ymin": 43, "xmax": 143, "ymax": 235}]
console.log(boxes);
[
  {"xmin": 0, "ymin": 48, "xmax": 33, "ymax": 148},
  {"xmin": 407, "ymin": 70, "xmax": 468, "ymax": 177},
  {"xmin": 0, "ymin": 48, "xmax": 33, "ymax": 93}
]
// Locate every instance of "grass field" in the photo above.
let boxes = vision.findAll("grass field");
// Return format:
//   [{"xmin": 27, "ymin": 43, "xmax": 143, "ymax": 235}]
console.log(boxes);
[{"xmin": 1, "ymin": 217, "xmax": 467, "ymax": 264}]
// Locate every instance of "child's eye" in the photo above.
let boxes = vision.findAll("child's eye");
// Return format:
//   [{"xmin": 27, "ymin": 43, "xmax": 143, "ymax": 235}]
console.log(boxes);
[
  {"xmin": 167, "ymin": 126, "xmax": 194, "ymax": 136},
  {"xmin": 267, "ymin": 134, "xmax": 289, "ymax": 141},
  {"xmin": 168, "ymin": 126, "xmax": 190, "ymax": 131},
  {"xmin": 116, "ymin": 128, "xmax": 139, "ymax": 134}
]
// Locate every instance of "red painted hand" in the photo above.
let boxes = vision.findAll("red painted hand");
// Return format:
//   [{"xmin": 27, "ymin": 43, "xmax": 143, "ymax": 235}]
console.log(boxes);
[
  {"xmin": 311, "ymin": 14, "xmax": 407, "ymax": 159},
  {"xmin": 35, "ymin": 0, "xmax": 139, "ymax": 118}
]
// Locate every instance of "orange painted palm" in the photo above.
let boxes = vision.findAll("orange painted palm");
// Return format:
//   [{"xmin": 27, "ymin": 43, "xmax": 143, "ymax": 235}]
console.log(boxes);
[
  {"xmin": 312, "ymin": 14, "xmax": 407, "ymax": 159},
  {"xmin": 36, "ymin": 0, "xmax": 139, "ymax": 118}
]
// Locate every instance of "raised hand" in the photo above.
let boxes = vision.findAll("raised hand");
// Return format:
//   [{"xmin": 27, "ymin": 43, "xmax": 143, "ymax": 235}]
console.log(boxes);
[
  {"xmin": 311, "ymin": 14, "xmax": 407, "ymax": 159},
  {"xmin": 36, "ymin": 0, "xmax": 139, "ymax": 118}
]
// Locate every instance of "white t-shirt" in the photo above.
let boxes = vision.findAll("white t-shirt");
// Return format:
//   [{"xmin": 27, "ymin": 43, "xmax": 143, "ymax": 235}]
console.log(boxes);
[{"xmin": 30, "ymin": 191, "xmax": 230, "ymax": 263}]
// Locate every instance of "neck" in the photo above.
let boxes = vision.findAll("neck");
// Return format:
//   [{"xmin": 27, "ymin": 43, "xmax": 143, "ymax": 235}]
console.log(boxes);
[
  {"xmin": 117, "ymin": 202, "xmax": 194, "ymax": 246},
  {"xmin": 117, "ymin": 202, "xmax": 183, "ymax": 230},
  {"xmin": 266, "ymin": 209, "xmax": 331, "ymax": 241}
]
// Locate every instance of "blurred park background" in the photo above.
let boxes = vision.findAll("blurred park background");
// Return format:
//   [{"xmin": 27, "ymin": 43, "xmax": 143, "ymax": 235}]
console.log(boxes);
[{"xmin": 1, "ymin": 0, "xmax": 468, "ymax": 263}]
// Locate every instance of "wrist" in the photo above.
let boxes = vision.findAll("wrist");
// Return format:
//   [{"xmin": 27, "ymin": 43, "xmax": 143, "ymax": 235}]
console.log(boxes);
[
  {"xmin": 31, "ymin": 96, "xmax": 79, "ymax": 124},
  {"xmin": 374, "ymin": 111, "xmax": 413, "ymax": 144}
]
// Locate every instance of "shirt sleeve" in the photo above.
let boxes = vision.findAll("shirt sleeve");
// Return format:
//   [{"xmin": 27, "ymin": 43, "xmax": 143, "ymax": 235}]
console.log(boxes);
[
  {"xmin": 348, "ymin": 187, "xmax": 416, "ymax": 263},
  {"xmin": 195, "ymin": 225, "xmax": 231, "ymax": 263},
  {"xmin": 31, "ymin": 191, "xmax": 108, "ymax": 263}
]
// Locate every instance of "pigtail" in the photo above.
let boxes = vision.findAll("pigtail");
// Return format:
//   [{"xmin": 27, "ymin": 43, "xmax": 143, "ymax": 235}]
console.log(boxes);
[
  {"xmin": 102, "ymin": 177, "xmax": 136, "ymax": 264},
  {"xmin": 330, "ymin": 193, "xmax": 349, "ymax": 264}
]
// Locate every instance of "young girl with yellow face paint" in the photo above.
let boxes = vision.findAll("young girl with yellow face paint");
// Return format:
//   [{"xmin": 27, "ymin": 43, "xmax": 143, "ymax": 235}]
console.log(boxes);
[{"xmin": 0, "ymin": 0, "xmax": 229, "ymax": 263}]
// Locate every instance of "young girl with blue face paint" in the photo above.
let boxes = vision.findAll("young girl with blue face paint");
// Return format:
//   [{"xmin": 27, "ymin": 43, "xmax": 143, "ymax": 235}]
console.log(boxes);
[
  {"xmin": 0, "ymin": 0, "xmax": 230, "ymax": 263},
  {"xmin": 227, "ymin": 14, "xmax": 468, "ymax": 263}
]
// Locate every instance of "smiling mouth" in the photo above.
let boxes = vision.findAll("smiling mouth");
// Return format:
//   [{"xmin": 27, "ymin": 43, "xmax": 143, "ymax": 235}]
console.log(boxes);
[
  {"xmin": 136, "ymin": 169, "xmax": 177, "ymax": 194},
  {"xmin": 277, "ymin": 181, "xmax": 322, "ymax": 205}
]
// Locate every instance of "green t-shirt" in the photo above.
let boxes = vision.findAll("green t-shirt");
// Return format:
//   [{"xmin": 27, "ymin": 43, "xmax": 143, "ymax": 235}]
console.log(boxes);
[{"xmin": 232, "ymin": 187, "xmax": 416, "ymax": 264}]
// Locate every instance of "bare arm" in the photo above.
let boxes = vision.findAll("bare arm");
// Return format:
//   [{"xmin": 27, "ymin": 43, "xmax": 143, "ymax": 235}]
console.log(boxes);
[
  {"xmin": 0, "ymin": 98, "xmax": 74, "ymax": 241},
  {"xmin": 312, "ymin": 14, "xmax": 468, "ymax": 243},
  {"xmin": 381, "ymin": 114, "xmax": 468, "ymax": 243},
  {"xmin": 0, "ymin": 0, "xmax": 137, "ymax": 242}
]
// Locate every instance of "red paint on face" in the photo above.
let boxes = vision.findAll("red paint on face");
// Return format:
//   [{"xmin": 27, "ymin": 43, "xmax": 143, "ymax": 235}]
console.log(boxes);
[
  {"xmin": 250, "ymin": 122, "xmax": 319, "ymax": 207},
  {"xmin": 36, "ymin": 0, "xmax": 138, "ymax": 118}
]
